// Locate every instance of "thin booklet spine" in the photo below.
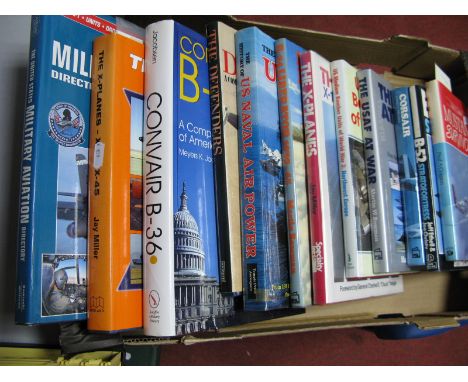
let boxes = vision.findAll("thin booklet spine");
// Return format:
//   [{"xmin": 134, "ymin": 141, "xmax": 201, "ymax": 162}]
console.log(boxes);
[{"xmin": 143, "ymin": 20, "xmax": 176, "ymax": 336}]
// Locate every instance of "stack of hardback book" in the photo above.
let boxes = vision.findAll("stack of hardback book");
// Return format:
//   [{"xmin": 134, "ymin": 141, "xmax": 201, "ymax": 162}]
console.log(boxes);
[{"xmin": 15, "ymin": 16, "xmax": 468, "ymax": 338}]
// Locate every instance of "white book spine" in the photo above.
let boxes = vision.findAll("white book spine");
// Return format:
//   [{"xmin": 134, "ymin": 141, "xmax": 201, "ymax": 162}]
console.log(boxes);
[
  {"xmin": 332, "ymin": 60, "xmax": 373, "ymax": 279},
  {"xmin": 143, "ymin": 20, "xmax": 176, "ymax": 336}
]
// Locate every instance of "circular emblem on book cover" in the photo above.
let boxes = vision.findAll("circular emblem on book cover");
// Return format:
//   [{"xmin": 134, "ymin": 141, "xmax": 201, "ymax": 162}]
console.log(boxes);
[{"xmin": 48, "ymin": 102, "xmax": 85, "ymax": 147}]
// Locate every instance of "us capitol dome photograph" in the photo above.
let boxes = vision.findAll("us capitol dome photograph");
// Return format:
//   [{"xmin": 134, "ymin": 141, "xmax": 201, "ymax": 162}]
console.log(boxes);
[{"xmin": 173, "ymin": 182, "xmax": 234, "ymax": 335}]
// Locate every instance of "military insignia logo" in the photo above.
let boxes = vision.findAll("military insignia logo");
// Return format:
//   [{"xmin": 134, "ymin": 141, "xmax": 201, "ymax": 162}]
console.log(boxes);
[{"xmin": 48, "ymin": 102, "xmax": 85, "ymax": 146}]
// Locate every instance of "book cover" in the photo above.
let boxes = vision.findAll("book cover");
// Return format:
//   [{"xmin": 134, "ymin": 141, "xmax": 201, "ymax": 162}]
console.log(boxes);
[
  {"xmin": 143, "ymin": 20, "xmax": 234, "ymax": 337},
  {"xmin": 427, "ymin": 80, "xmax": 468, "ymax": 261},
  {"xmin": 87, "ymin": 32, "xmax": 144, "ymax": 332},
  {"xmin": 331, "ymin": 59, "xmax": 373, "ymax": 279},
  {"xmin": 409, "ymin": 85, "xmax": 446, "ymax": 270},
  {"xmin": 236, "ymin": 27, "xmax": 290, "ymax": 311},
  {"xmin": 16, "ymin": 15, "xmax": 116, "ymax": 325},
  {"xmin": 357, "ymin": 69, "xmax": 411, "ymax": 274},
  {"xmin": 206, "ymin": 21, "xmax": 242, "ymax": 294},
  {"xmin": 301, "ymin": 56, "xmax": 403, "ymax": 303},
  {"xmin": 392, "ymin": 87, "xmax": 425, "ymax": 267},
  {"xmin": 275, "ymin": 38, "xmax": 311, "ymax": 308}
]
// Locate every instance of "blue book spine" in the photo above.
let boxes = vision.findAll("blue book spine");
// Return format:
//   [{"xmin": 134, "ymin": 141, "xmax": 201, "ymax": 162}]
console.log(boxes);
[
  {"xmin": 16, "ymin": 15, "xmax": 116, "ymax": 324},
  {"xmin": 392, "ymin": 88, "xmax": 425, "ymax": 266},
  {"xmin": 427, "ymin": 80, "xmax": 468, "ymax": 262},
  {"xmin": 275, "ymin": 38, "xmax": 311, "ymax": 308},
  {"xmin": 410, "ymin": 86, "xmax": 444, "ymax": 270},
  {"xmin": 236, "ymin": 27, "xmax": 290, "ymax": 311}
]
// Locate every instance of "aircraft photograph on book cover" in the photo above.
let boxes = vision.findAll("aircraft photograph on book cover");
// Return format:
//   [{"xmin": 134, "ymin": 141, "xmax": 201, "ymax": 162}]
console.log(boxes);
[
  {"xmin": 448, "ymin": 147, "xmax": 468, "ymax": 256},
  {"xmin": 118, "ymin": 234, "xmax": 143, "ymax": 290},
  {"xmin": 55, "ymin": 146, "xmax": 88, "ymax": 254},
  {"xmin": 389, "ymin": 159, "xmax": 406, "ymax": 254},
  {"xmin": 41, "ymin": 254, "xmax": 87, "ymax": 317}
]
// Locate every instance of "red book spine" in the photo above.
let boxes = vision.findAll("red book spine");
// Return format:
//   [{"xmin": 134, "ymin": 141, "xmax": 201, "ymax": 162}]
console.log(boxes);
[{"xmin": 300, "ymin": 52, "xmax": 326, "ymax": 304}]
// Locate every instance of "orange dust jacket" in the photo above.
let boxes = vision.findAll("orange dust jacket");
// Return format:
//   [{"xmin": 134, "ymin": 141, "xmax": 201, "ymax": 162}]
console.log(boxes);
[{"xmin": 88, "ymin": 32, "xmax": 144, "ymax": 331}]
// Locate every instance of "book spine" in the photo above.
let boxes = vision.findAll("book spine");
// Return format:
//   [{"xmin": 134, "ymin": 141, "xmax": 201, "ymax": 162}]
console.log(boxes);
[
  {"xmin": 143, "ymin": 20, "xmax": 176, "ymax": 336},
  {"xmin": 427, "ymin": 81, "xmax": 467, "ymax": 261},
  {"xmin": 87, "ymin": 34, "xmax": 115, "ymax": 330},
  {"xmin": 393, "ymin": 87, "xmax": 425, "ymax": 267},
  {"xmin": 358, "ymin": 70, "xmax": 392, "ymax": 274},
  {"xmin": 332, "ymin": 60, "xmax": 373, "ymax": 279},
  {"xmin": 411, "ymin": 86, "xmax": 442, "ymax": 269},
  {"xmin": 276, "ymin": 39, "xmax": 311, "ymax": 308},
  {"xmin": 300, "ymin": 52, "xmax": 326, "ymax": 304},
  {"xmin": 207, "ymin": 22, "xmax": 236, "ymax": 293},
  {"xmin": 16, "ymin": 15, "xmax": 42, "ymax": 324},
  {"xmin": 236, "ymin": 28, "xmax": 290, "ymax": 311}
]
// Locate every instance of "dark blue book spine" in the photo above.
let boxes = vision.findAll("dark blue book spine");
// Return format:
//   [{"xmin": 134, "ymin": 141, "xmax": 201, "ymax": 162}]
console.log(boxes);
[
  {"xmin": 16, "ymin": 15, "xmax": 42, "ymax": 324},
  {"xmin": 236, "ymin": 27, "xmax": 290, "ymax": 310},
  {"xmin": 392, "ymin": 87, "xmax": 425, "ymax": 267},
  {"xmin": 410, "ymin": 86, "xmax": 443, "ymax": 270}
]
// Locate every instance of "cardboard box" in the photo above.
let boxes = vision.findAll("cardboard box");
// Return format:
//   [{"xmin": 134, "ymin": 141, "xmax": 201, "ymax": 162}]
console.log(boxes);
[{"xmin": 123, "ymin": 15, "xmax": 468, "ymax": 346}]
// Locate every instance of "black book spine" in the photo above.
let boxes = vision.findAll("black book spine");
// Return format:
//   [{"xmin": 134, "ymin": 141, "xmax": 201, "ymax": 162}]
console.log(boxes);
[
  {"xmin": 207, "ymin": 22, "xmax": 232, "ymax": 292},
  {"xmin": 412, "ymin": 86, "xmax": 442, "ymax": 271}
]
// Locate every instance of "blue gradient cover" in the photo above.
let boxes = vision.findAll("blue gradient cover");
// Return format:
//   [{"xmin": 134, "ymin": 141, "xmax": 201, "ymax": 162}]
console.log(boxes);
[
  {"xmin": 392, "ymin": 87, "xmax": 425, "ymax": 266},
  {"xmin": 236, "ymin": 27, "xmax": 289, "ymax": 310},
  {"xmin": 16, "ymin": 16, "xmax": 116, "ymax": 324}
]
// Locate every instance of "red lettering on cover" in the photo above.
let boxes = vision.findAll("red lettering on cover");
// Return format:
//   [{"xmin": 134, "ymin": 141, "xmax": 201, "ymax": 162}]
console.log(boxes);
[
  {"xmin": 223, "ymin": 50, "xmax": 236, "ymax": 75},
  {"xmin": 263, "ymin": 57, "xmax": 276, "ymax": 82},
  {"xmin": 439, "ymin": 82, "xmax": 468, "ymax": 155}
]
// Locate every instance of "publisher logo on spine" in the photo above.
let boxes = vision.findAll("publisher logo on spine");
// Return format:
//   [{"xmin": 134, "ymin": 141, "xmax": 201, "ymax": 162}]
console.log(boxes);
[
  {"xmin": 48, "ymin": 102, "xmax": 85, "ymax": 147},
  {"xmin": 149, "ymin": 290, "xmax": 160, "ymax": 309}
]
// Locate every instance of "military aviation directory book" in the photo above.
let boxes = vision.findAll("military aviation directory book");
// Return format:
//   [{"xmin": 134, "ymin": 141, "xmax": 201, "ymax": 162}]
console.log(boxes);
[{"xmin": 16, "ymin": 15, "xmax": 116, "ymax": 324}]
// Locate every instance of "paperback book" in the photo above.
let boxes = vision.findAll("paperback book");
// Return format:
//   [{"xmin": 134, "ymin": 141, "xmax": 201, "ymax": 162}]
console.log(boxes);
[
  {"xmin": 206, "ymin": 21, "xmax": 242, "ymax": 294},
  {"xmin": 357, "ymin": 69, "xmax": 410, "ymax": 275},
  {"xmin": 409, "ymin": 85, "xmax": 445, "ymax": 270},
  {"xmin": 301, "ymin": 54, "xmax": 403, "ymax": 303},
  {"xmin": 392, "ymin": 87, "xmax": 425, "ymax": 267},
  {"xmin": 427, "ymin": 79, "xmax": 468, "ymax": 262},
  {"xmin": 143, "ymin": 20, "xmax": 234, "ymax": 336},
  {"xmin": 331, "ymin": 59, "xmax": 373, "ymax": 279},
  {"xmin": 16, "ymin": 15, "xmax": 116, "ymax": 325},
  {"xmin": 275, "ymin": 38, "xmax": 312, "ymax": 307},
  {"xmin": 236, "ymin": 27, "xmax": 290, "ymax": 311},
  {"xmin": 87, "ymin": 31, "xmax": 144, "ymax": 332}
]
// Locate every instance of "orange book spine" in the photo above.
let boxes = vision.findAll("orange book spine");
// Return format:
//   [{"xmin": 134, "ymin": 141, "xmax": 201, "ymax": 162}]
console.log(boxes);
[{"xmin": 88, "ymin": 33, "xmax": 144, "ymax": 331}]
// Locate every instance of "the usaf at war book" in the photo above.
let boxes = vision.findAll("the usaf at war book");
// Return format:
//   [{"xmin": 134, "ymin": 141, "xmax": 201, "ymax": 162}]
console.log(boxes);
[
  {"xmin": 357, "ymin": 69, "xmax": 411, "ymax": 275},
  {"xmin": 88, "ymin": 31, "xmax": 144, "ymax": 332},
  {"xmin": 16, "ymin": 15, "xmax": 116, "ymax": 325},
  {"xmin": 143, "ymin": 20, "xmax": 234, "ymax": 337},
  {"xmin": 235, "ymin": 27, "xmax": 290, "ymax": 311}
]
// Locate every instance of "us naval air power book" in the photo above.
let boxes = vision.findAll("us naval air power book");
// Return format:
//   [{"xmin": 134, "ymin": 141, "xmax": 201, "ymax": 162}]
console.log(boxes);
[{"xmin": 16, "ymin": 15, "xmax": 116, "ymax": 324}]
